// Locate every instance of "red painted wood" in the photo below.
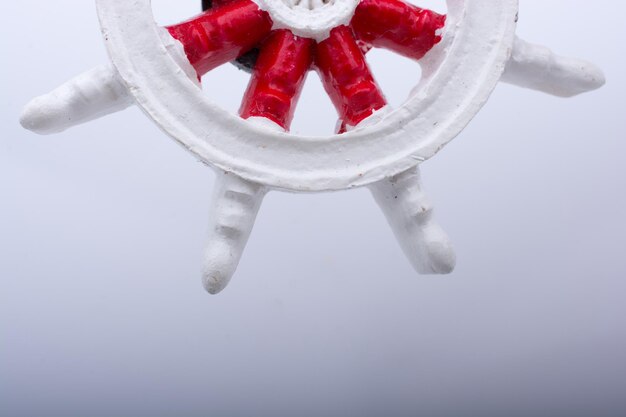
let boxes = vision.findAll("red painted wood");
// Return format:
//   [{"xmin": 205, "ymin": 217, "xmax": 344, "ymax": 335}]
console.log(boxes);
[
  {"xmin": 210, "ymin": 0, "xmax": 239, "ymax": 8},
  {"xmin": 239, "ymin": 30, "xmax": 315, "ymax": 130},
  {"xmin": 351, "ymin": 0, "xmax": 445, "ymax": 61},
  {"xmin": 167, "ymin": 0, "xmax": 273, "ymax": 76},
  {"xmin": 314, "ymin": 26, "xmax": 387, "ymax": 128}
]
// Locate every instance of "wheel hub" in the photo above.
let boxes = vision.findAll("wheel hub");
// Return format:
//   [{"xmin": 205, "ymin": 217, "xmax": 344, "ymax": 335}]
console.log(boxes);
[{"xmin": 257, "ymin": 0, "xmax": 360, "ymax": 41}]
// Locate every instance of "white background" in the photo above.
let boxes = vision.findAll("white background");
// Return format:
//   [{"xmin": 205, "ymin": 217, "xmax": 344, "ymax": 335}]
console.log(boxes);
[{"xmin": 1, "ymin": 1, "xmax": 625, "ymax": 416}]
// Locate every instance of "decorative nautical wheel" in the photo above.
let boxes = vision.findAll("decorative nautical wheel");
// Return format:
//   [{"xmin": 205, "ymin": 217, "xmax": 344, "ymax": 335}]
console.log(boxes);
[{"xmin": 20, "ymin": 0, "xmax": 605, "ymax": 294}]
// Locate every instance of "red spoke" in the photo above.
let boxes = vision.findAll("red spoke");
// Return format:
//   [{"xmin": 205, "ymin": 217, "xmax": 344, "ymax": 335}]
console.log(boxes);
[
  {"xmin": 167, "ymin": 0, "xmax": 273, "ymax": 76},
  {"xmin": 239, "ymin": 30, "xmax": 315, "ymax": 130},
  {"xmin": 351, "ymin": 0, "xmax": 445, "ymax": 61},
  {"xmin": 207, "ymin": 0, "xmax": 240, "ymax": 8},
  {"xmin": 314, "ymin": 26, "xmax": 387, "ymax": 128}
]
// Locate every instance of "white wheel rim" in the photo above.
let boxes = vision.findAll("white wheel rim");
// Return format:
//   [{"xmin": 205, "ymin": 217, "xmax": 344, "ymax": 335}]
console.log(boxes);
[{"xmin": 97, "ymin": 0, "xmax": 518, "ymax": 192}]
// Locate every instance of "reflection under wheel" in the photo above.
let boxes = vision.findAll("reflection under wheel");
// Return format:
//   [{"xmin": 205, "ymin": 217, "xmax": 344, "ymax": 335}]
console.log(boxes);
[{"xmin": 21, "ymin": 0, "xmax": 605, "ymax": 293}]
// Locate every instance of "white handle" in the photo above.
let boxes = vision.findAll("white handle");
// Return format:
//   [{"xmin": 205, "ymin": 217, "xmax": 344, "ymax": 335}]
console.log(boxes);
[{"xmin": 502, "ymin": 37, "xmax": 605, "ymax": 97}]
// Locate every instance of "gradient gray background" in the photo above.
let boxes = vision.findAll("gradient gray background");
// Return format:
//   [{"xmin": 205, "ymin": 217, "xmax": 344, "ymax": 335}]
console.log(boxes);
[{"xmin": 1, "ymin": 1, "xmax": 625, "ymax": 416}]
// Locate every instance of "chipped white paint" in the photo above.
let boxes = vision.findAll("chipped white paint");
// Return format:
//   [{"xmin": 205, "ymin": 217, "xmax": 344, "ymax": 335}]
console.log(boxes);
[
  {"xmin": 157, "ymin": 27, "xmax": 202, "ymax": 88},
  {"xmin": 20, "ymin": 0, "xmax": 605, "ymax": 293}
]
